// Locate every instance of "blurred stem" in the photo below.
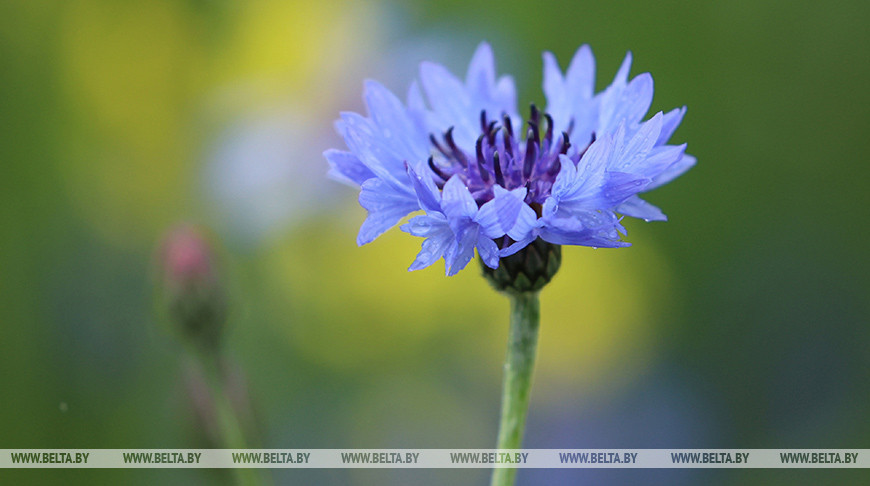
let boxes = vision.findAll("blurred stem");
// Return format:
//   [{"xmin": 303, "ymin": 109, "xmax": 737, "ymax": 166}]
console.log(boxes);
[
  {"xmin": 198, "ymin": 349, "xmax": 266, "ymax": 486},
  {"xmin": 490, "ymin": 292, "xmax": 540, "ymax": 486}
]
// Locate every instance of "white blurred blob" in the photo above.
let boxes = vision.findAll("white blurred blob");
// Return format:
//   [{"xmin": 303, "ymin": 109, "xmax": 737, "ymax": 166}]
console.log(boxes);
[{"xmin": 204, "ymin": 113, "xmax": 336, "ymax": 244}]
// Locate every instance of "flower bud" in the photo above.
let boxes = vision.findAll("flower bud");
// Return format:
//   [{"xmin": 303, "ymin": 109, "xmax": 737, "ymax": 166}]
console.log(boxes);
[
  {"xmin": 158, "ymin": 225, "xmax": 226, "ymax": 351},
  {"xmin": 481, "ymin": 238, "xmax": 561, "ymax": 293}
]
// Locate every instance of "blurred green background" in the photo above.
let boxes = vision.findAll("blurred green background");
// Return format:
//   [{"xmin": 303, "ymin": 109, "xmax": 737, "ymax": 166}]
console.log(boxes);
[{"xmin": 2, "ymin": 0, "xmax": 868, "ymax": 484}]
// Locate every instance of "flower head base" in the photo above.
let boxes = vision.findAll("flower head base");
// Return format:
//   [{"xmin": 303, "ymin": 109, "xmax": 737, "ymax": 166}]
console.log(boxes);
[
  {"xmin": 326, "ymin": 43, "xmax": 695, "ymax": 277},
  {"xmin": 481, "ymin": 237, "xmax": 562, "ymax": 294}
]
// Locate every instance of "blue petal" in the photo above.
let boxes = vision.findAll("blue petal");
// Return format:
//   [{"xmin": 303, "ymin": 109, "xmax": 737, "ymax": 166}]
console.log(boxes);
[
  {"xmin": 466, "ymin": 43, "xmax": 518, "ymax": 123},
  {"xmin": 444, "ymin": 224, "xmax": 479, "ymax": 276},
  {"xmin": 543, "ymin": 46, "xmax": 596, "ymax": 138},
  {"xmin": 539, "ymin": 211, "xmax": 629, "ymax": 248},
  {"xmin": 573, "ymin": 138, "xmax": 611, "ymax": 180},
  {"xmin": 419, "ymin": 61, "xmax": 477, "ymax": 146},
  {"xmin": 406, "ymin": 219, "xmax": 454, "ymax": 271},
  {"xmin": 542, "ymin": 51, "xmax": 569, "ymax": 135},
  {"xmin": 542, "ymin": 51, "xmax": 565, "ymax": 110},
  {"xmin": 617, "ymin": 195, "xmax": 667, "ymax": 222},
  {"xmin": 401, "ymin": 213, "xmax": 448, "ymax": 237},
  {"xmin": 357, "ymin": 178, "xmax": 419, "ymax": 245},
  {"xmin": 499, "ymin": 232, "xmax": 539, "ymax": 257},
  {"xmin": 547, "ymin": 154, "xmax": 577, "ymax": 202},
  {"xmin": 506, "ymin": 203, "xmax": 537, "ymax": 242},
  {"xmin": 613, "ymin": 51, "xmax": 633, "ymax": 86},
  {"xmin": 406, "ymin": 80, "xmax": 437, "ymax": 139},
  {"xmin": 324, "ymin": 149, "xmax": 375, "ymax": 187},
  {"xmin": 545, "ymin": 150, "xmax": 610, "ymax": 217},
  {"xmin": 601, "ymin": 171, "xmax": 650, "ymax": 206},
  {"xmin": 465, "ymin": 42, "xmax": 496, "ymax": 103},
  {"xmin": 657, "ymin": 106, "xmax": 686, "ymax": 145},
  {"xmin": 440, "ymin": 176, "xmax": 478, "ymax": 228},
  {"xmin": 337, "ymin": 113, "xmax": 408, "ymax": 185},
  {"xmin": 598, "ymin": 72, "xmax": 654, "ymax": 135},
  {"xmin": 475, "ymin": 186, "xmax": 535, "ymax": 241},
  {"xmin": 647, "ymin": 153, "xmax": 696, "ymax": 191},
  {"xmin": 363, "ymin": 80, "xmax": 428, "ymax": 161},
  {"xmin": 406, "ymin": 162, "xmax": 442, "ymax": 214},
  {"xmin": 564, "ymin": 44, "xmax": 596, "ymax": 100},
  {"xmin": 492, "ymin": 75, "xmax": 518, "ymax": 119},
  {"xmin": 635, "ymin": 143, "xmax": 687, "ymax": 183},
  {"xmin": 611, "ymin": 111, "xmax": 662, "ymax": 172},
  {"xmin": 476, "ymin": 234, "xmax": 500, "ymax": 269},
  {"xmin": 474, "ymin": 199, "xmax": 502, "ymax": 239},
  {"xmin": 407, "ymin": 80, "xmax": 426, "ymax": 111}
]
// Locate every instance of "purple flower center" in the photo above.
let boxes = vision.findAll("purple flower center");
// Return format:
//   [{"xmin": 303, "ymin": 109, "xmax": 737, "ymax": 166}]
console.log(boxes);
[{"xmin": 426, "ymin": 105, "xmax": 594, "ymax": 209}]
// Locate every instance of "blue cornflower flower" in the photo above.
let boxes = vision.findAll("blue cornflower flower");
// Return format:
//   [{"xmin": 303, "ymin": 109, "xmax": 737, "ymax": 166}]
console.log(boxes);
[{"xmin": 325, "ymin": 43, "xmax": 694, "ymax": 276}]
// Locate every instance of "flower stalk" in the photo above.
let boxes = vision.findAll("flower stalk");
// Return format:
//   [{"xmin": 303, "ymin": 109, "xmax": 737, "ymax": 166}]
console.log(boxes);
[
  {"xmin": 196, "ymin": 349, "xmax": 264, "ymax": 486},
  {"xmin": 197, "ymin": 350, "xmax": 249, "ymax": 451},
  {"xmin": 491, "ymin": 291, "xmax": 540, "ymax": 486}
]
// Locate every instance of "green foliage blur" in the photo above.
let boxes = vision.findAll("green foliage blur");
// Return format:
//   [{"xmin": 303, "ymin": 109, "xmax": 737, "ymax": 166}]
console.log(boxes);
[{"xmin": 1, "ymin": 0, "xmax": 868, "ymax": 484}]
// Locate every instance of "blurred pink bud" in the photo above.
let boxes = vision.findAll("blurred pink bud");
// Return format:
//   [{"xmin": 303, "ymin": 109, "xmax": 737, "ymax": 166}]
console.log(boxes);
[
  {"xmin": 162, "ymin": 225, "xmax": 216, "ymax": 288},
  {"xmin": 157, "ymin": 224, "xmax": 226, "ymax": 350}
]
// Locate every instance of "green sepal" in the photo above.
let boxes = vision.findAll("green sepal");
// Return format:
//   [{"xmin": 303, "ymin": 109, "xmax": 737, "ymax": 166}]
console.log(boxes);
[{"xmin": 480, "ymin": 238, "xmax": 562, "ymax": 293}]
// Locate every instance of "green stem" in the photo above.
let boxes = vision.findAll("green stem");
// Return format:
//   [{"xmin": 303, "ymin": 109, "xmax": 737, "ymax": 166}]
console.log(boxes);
[
  {"xmin": 198, "ymin": 350, "xmax": 266, "ymax": 486},
  {"xmin": 490, "ymin": 291, "xmax": 541, "ymax": 486}
]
